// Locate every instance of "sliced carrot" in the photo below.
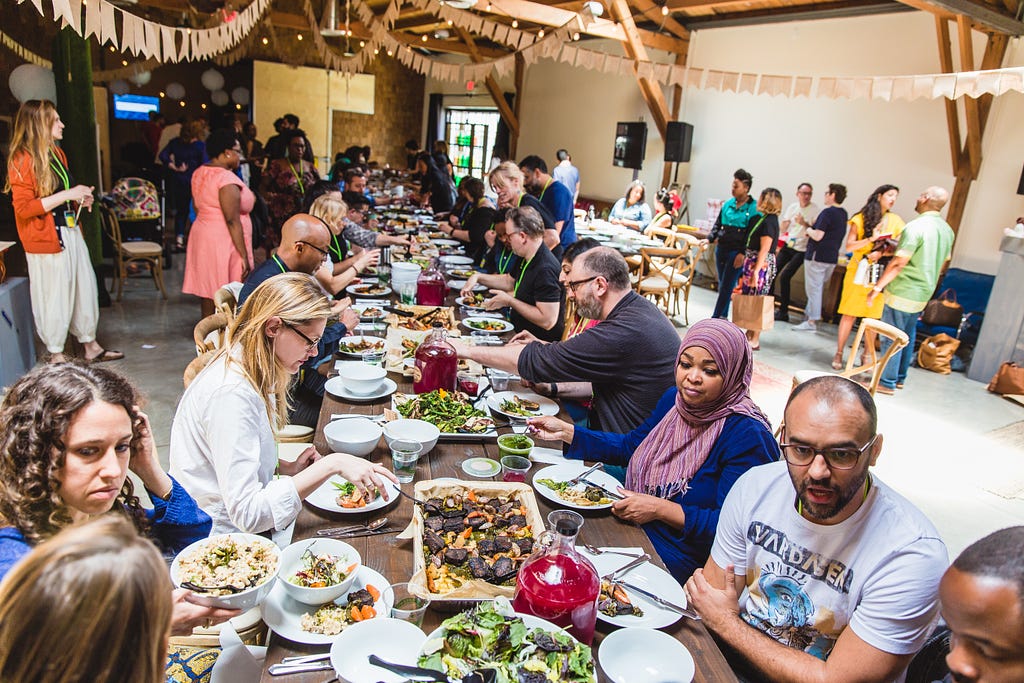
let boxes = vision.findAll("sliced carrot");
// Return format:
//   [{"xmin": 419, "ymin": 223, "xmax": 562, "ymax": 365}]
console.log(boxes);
[
  {"xmin": 459, "ymin": 527, "xmax": 473, "ymax": 539},
  {"xmin": 345, "ymin": 563, "xmax": 359, "ymax": 575},
  {"xmin": 365, "ymin": 584, "xmax": 380, "ymax": 601},
  {"xmin": 612, "ymin": 585, "xmax": 630, "ymax": 603},
  {"xmin": 361, "ymin": 605, "xmax": 376, "ymax": 620},
  {"xmin": 350, "ymin": 605, "xmax": 364, "ymax": 622},
  {"xmin": 466, "ymin": 510, "xmax": 483, "ymax": 520},
  {"xmin": 466, "ymin": 490, "xmax": 478, "ymax": 503}
]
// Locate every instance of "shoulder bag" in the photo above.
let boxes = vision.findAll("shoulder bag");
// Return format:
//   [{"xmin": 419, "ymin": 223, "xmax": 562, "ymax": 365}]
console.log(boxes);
[{"xmin": 921, "ymin": 289, "xmax": 963, "ymax": 328}]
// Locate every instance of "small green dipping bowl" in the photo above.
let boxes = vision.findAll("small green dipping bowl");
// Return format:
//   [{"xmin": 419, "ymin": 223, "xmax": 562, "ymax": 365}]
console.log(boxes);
[{"xmin": 497, "ymin": 433, "xmax": 534, "ymax": 459}]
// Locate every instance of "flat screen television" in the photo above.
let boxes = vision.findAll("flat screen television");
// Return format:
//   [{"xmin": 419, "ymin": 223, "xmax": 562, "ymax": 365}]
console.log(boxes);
[
  {"xmin": 613, "ymin": 122, "xmax": 647, "ymax": 170},
  {"xmin": 113, "ymin": 94, "xmax": 160, "ymax": 121}
]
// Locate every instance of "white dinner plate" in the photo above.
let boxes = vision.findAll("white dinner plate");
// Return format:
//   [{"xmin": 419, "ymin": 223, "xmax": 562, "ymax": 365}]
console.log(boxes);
[
  {"xmin": 337, "ymin": 336, "xmax": 385, "ymax": 359},
  {"xmin": 599, "ymin": 628, "xmax": 695, "ymax": 683},
  {"xmin": 431, "ymin": 238, "xmax": 460, "ymax": 247},
  {"xmin": 332, "ymin": 617, "xmax": 428, "ymax": 683},
  {"xmin": 486, "ymin": 391, "xmax": 559, "ymax": 420},
  {"xmin": 305, "ymin": 474, "xmax": 401, "ymax": 515},
  {"xmin": 324, "ymin": 377, "xmax": 398, "ymax": 402},
  {"xmin": 582, "ymin": 549, "xmax": 689, "ymax": 629},
  {"xmin": 419, "ymin": 611, "xmax": 575, "ymax": 659},
  {"xmin": 260, "ymin": 566, "xmax": 391, "ymax": 645},
  {"xmin": 532, "ymin": 463, "xmax": 623, "ymax": 511},
  {"xmin": 461, "ymin": 316, "xmax": 514, "ymax": 334},
  {"xmin": 439, "ymin": 255, "xmax": 473, "ymax": 266},
  {"xmin": 446, "ymin": 279, "xmax": 487, "ymax": 291},
  {"xmin": 345, "ymin": 283, "xmax": 393, "ymax": 298},
  {"xmin": 447, "ymin": 268, "xmax": 478, "ymax": 279}
]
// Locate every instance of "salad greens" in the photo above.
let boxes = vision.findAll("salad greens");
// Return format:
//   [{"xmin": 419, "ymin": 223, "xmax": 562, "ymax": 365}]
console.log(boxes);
[
  {"xmin": 395, "ymin": 389, "xmax": 493, "ymax": 433},
  {"xmin": 418, "ymin": 599, "xmax": 594, "ymax": 683}
]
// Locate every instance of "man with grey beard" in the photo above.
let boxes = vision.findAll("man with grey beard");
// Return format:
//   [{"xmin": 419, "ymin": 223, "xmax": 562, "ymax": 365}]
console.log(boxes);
[{"xmin": 451, "ymin": 247, "xmax": 679, "ymax": 433}]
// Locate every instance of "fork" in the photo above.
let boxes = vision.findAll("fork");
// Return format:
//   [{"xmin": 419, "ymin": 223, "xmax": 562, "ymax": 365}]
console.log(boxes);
[{"xmin": 582, "ymin": 544, "xmax": 644, "ymax": 559}]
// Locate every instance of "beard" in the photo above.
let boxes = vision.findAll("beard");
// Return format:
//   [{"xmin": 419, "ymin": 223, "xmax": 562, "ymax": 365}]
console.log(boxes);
[
  {"xmin": 575, "ymin": 291, "xmax": 602, "ymax": 320},
  {"xmin": 792, "ymin": 469, "xmax": 869, "ymax": 521}
]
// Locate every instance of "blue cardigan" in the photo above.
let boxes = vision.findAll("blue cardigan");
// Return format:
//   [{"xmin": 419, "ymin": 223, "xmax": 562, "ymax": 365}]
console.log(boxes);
[
  {"xmin": 0, "ymin": 476, "xmax": 211, "ymax": 579},
  {"xmin": 567, "ymin": 387, "xmax": 780, "ymax": 583}
]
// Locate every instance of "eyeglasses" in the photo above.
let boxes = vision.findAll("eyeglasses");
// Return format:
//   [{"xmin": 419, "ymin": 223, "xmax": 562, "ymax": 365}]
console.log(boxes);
[
  {"xmin": 283, "ymin": 322, "xmax": 321, "ymax": 352},
  {"xmin": 778, "ymin": 433, "xmax": 878, "ymax": 470},
  {"xmin": 297, "ymin": 240, "xmax": 331, "ymax": 262},
  {"xmin": 566, "ymin": 275, "xmax": 598, "ymax": 293}
]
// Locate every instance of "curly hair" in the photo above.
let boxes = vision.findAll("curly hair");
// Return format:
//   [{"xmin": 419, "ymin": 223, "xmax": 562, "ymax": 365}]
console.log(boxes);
[
  {"xmin": 856, "ymin": 184, "xmax": 899, "ymax": 235},
  {"xmin": 0, "ymin": 363, "xmax": 149, "ymax": 545}
]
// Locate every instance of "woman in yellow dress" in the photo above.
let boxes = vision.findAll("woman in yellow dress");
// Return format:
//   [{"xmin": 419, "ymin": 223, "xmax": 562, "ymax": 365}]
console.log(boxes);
[{"xmin": 833, "ymin": 185, "xmax": 904, "ymax": 370}]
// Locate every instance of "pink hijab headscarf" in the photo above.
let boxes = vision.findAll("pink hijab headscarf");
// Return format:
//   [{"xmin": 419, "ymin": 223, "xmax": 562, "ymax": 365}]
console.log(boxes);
[{"xmin": 624, "ymin": 319, "xmax": 770, "ymax": 499}]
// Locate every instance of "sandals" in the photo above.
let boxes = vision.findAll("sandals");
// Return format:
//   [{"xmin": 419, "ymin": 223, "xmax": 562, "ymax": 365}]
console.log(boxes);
[
  {"xmin": 831, "ymin": 352, "xmax": 844, "ymax": 371},
  {"xmin": 86, "ymin": 349, "xmax": 125, "ymax": 363}
]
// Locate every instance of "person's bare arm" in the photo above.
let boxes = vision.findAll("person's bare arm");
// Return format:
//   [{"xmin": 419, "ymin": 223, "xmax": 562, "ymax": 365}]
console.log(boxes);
[
  {"xmin": 219, "ymin": 185, "xmax": 251, "ymax": 279},
  {"xmin": 485, "ymin": 291, "xmax": 558, "ymax": 330},
  {"xmin": 865, "ymin": 254, "xmax": 911, "ymax": 307},
  {"xmin": 449, "ymin": 339, "xmax": 523, "ymax": 373},
  {"xmin": 686, "ymin": 560, "xmax": 913, "ymax": 683},
  {"xmin": 461, "ymin": 272, "xmax": 513, "ymax": 298},
  {"xmin": 545, "ymin": 224, "xmax": 563, "ymax": 251}
]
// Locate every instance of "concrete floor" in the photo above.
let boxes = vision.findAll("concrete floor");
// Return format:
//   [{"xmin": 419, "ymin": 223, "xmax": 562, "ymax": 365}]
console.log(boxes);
[{"xmin": 87, "ymin": 257, "xmax": 1024, "ymax": 560}]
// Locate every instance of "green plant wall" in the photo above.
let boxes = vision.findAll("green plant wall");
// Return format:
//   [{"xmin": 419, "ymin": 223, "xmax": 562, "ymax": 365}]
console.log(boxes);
[{"xmin": 53, "ymin": 27, "xmax": 102, "ymax": 263}]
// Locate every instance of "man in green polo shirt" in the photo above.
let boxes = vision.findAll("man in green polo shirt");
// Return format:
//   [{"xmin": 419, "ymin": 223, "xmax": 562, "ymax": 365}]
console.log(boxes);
[{"xmin": 866, "ymin": 186, "xmax": 954, "ymax": 394}]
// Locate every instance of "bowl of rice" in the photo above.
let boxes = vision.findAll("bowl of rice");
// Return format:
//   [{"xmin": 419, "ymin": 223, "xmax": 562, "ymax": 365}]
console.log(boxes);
[
  {"xmin": 171, "ymin": 533, "xmax": 281, "ymax": 611},
  {"xmin": 278, "ymin": 538, "xmax": 362, "ymax": 606}
]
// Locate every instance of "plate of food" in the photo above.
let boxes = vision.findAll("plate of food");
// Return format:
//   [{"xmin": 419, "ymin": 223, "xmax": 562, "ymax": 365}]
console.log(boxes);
[
  {"xmin": 393, "ymin": 389, "xmax": 496, "ymax": 439},
  {"xmin": 337, "ymin": 336, "xmax": 385, "ymax": 358},
  {"xmin": 583, "ymin": 552, "xmax": 689, "ymax": 630},
  {"xmin": 418, "ymin": 599, "xmax": 596, "ymax": 682},
  {"xmin": 306, "ymin": 474, "xmax": 402, "ymax": 514},
  {"xmin": 447, "ymin": 279, "xmax": 487, "ymax": 292},
  {"xmin": 388, "ymin": 306, "xmax": 457, "ymax": 331},
  {"xmin": 260, "ymin": 566, "xmax": 390, "ymax": 645},
  {"xmin": 439, "ymin": 255, "xmax": 474, "ymax": 267},
  {"xmin": 431, "ymin": 238, "xmax": 461, "ymax": 247},
  {"xmin": 459, "ymin": 292, "xmax": 489, "ymax": 310},
  {"xmin": 171, "ymin": 533, "xmax": 280, "ymax": 611},
  {"xmin": 532, "ymin": 463, "xmax": 623, "ymax": 511},
  {"xmin": 486, "ymin": 391, "xmax": 559, "ymax": 420},
  {"xmin": 353, "ymin": 304, "xmax": 386, "ymax": 321},
  {"xmin": 447, "ymin": 268, "xmax": 478, "ymax": 279},
  {"xmin": 346, "ymin": 283, "xmax": 392, "ymax": 297},
  {"xmin": 462, "ymin": 316, "xmax": 514, "ymax": 334}
]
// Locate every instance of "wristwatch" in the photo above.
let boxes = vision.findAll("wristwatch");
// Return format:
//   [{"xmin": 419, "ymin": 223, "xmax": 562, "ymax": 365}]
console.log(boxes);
[{"xmin": 549, "ymin": 383, "xmax": 559, "ymax": 397}]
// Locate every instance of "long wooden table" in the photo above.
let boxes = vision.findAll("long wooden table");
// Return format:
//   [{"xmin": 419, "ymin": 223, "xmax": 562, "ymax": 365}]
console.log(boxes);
[{"xmin": 260, "ymin": 381, "xmax": 737, "ymax": 681}]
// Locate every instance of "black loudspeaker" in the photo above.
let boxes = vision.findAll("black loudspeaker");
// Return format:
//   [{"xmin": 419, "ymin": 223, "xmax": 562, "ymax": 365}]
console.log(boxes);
[
  {"xmin": 613, "ymin": 122, "xmax": 647, "ymax": 170},
  {"xmin": 665, "ymin": 121, "xmax": 694, "ymax": 163},
  {"xmin": 1017, "ymin": 163, "xmax": 1024, "ymax": 195}
]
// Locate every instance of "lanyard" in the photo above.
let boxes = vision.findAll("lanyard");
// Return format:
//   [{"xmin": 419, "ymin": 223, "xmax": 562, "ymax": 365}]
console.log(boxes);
[
  {"xmin": 272, "ymin": 254, "xmax": 287, "ymax": 274},
  {"xmin": 568, "ymin": 315, "xmax": 590, "ymax": 337},
  {"xmin": 745, "ymin": 215, "xmax": 767, "ymax": 249},
  {"xmin": 514, "ymin": 255, "xmax": 534, "ymax": 295},
  {"xmin": 288, "ymin": 160, "xmax": 305, "ymax": 196},
  {"xmin": 538, "ymin": 178, "xmax": 553, "ymax": 201},
  {"xmin": 329, "ymin": 232, "xmax": 344, "ymax": 261},
  {"xmin": 497, "ymin": 246, "xmax": 513, "ymax": 274},
  {"xmin": 49, "ymin": 149, "xmax": 70, "ymax": 192},
  {"xmin": 516, "ymin": 193, "xmax": 525, "ymax": 207}
]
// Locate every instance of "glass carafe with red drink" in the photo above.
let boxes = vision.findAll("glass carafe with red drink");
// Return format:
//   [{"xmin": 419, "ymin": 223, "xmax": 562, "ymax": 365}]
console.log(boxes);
[
  {"xmin": 512, "ymin": 510, "xmax": 600, "ymax": 644},
  {"xmin": 416, "ymin": 258, "xmax": 446, "ymax": 306},
  {"xmin": 412, "ymin": 322, "xmax": 458, "ymax": 394}
]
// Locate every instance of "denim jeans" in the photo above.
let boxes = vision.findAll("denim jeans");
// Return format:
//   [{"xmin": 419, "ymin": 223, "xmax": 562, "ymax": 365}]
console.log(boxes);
[
  {"xmin": 880, "ymin": 305, "xmax": 919, "ymax": 389},
  {"xmin": 713, "ymin": 245, "xmax": 744, "ymax": 318}
]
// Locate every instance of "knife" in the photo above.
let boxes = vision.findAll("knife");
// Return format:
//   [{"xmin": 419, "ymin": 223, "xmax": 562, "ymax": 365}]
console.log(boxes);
[
  {"xmin": 580, "ymin": 477, "xmax": 625, "ymax": 501},
  {"xmin": 615, "ymin": 579, "xmax": 701, "ymax": 620},
  {"xmin": 602, "ymin": 554, "xmax": 650, "ymax": 581}
]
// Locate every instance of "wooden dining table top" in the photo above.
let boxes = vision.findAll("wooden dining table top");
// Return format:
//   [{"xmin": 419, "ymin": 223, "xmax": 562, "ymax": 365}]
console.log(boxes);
[{"xmin": 259, "ymin": 297, "xmax": 738, "ymax": 683}]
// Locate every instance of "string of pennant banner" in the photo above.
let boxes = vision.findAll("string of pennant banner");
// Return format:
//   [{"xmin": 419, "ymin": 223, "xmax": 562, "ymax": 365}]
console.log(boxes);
[{"xmin": 9, "ymin": 0, "xmax": 1024, "ymax": 100}]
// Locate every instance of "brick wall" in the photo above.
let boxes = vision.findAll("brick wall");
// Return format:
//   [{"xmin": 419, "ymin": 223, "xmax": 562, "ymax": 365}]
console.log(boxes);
[{"xmin": 331, "ymin": 59, "xmax": 424, "ymax": 169}]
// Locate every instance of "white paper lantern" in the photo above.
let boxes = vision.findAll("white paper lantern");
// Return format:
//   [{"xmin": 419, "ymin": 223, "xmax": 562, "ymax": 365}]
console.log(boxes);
[
  {"xmin": 201, "ymin": 69, "xmax": 225, "ymax": 91},
  {"xmin": 211, "ymin": 89, "xmax": 229, "ymax": 106},
  {"xmin": 165, "ymin": 82, "xmax": 186, "ymax": 100},
  {"xmin": 109, "ymin": 79, "xmax": 130, "ymax": 96},
  {"xmin": 8, "ymin": 64, "xmax": 57, "ymax": 103},
  {"xmin": 130, "ymin": 70, "xmax": 152, "ymax": 86},
  {"xmin": 230, "ymin": 86, "xmax": 250, "ymax": 106}
]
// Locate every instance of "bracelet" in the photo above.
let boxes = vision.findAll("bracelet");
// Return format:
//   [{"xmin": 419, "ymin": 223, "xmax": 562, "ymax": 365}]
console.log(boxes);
[{"xmin": 550, "ymin": 383, "xmax": 558, "ymax": 397}]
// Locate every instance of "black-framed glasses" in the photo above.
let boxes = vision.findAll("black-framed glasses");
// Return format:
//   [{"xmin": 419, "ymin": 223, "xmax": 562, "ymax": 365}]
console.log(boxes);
[
  {"xmin": 778, "ymin": 433, "xmax": 878, "ymax": 470},
  {"xmin": 283, "ymin": 322, "xmax": 321, "ymax": 352},
  {"xmin": 297, "ymin": 240, "xmax": 331, "ymax": 262},
  {"xmin": 566, "ymin": 275, "xmax": 598, "ymax": 293}
]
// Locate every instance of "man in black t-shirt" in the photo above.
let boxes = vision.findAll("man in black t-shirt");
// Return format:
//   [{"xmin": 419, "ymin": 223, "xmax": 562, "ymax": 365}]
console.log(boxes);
[{"xmin": 460, "ymin": 206, "xmax": 564, "ymax": 342}]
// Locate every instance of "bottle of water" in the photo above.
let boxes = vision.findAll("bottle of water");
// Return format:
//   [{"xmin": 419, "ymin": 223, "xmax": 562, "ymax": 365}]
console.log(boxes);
[{"xmin": 587, "ymin": 205, "xmax": 595, "ymax": 224}]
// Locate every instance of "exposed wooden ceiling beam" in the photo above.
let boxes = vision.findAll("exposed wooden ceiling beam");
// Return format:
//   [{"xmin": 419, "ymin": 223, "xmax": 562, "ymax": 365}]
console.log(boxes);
[
  {"xmin": 678, "ymin": 0, "xmax": 910, "ymax": 27},
  {"xmin": 894, "ymin": 0, "xmax": 1024, "ymax": 34},
  {"xmin": 629, "ymin": 0, "xmax": 692, "ymax": 42},
  {"xmin": 393, "ymin": 31, "xmax": 510, "ymax": 58},
  {"xmin": 456, "ymin": 26, "xmax": 520, "ymax": 141},
  {"xmin": 608, "ymin": 0, "xmax": 671, "ymax": 140},
  {"xmin": 935, "ymin": 16, "xmax": 961, "ymax": 175}
]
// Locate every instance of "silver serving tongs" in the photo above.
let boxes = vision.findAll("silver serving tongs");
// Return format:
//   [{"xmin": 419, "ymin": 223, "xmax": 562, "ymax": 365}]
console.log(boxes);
[
  {"xmin": 267, "ymin": 652, "xmax": 332, "ymax": 676},
  {"xmin": 315, "ymin": 517, "xmax": 389, "ymax": 537}
]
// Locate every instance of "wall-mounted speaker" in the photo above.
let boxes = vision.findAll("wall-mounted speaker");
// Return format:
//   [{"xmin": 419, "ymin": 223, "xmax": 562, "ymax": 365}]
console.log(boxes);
[{"xmin": 664, "ymin": 121, "xmax": 694, "ymax": 163}]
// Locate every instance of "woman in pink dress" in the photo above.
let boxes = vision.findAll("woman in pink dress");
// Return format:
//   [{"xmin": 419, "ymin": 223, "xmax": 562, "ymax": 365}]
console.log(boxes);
[{"xmin": 183, "ymin": 129, "xmax": 254, "ymax": 318}]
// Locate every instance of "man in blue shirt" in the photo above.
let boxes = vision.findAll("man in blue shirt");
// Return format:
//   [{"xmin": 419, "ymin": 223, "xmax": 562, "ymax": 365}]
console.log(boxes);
[
  {"xmin": 520, "ymin": 155, "xmax": 577, "ymax": 255},
  {"xmin": 552, "ymin": 149, "xmax": 580, "ymax": 203}
]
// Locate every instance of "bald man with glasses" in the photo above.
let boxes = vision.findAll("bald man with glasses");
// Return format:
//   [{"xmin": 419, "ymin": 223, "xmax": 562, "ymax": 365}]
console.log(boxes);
[{"xmin": 686, "ymin": 375, "xmax": 947, "ymax": 683}]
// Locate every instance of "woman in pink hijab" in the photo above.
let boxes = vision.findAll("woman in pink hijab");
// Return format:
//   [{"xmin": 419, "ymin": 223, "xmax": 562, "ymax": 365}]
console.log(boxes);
[{"xmin": 529, "ymin": 319, "xmax": 779, "ymax": 582}]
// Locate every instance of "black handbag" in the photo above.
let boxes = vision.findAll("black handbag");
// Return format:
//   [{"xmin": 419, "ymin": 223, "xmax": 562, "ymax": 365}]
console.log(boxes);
[{"xmin": 921, "ymin": 289, "xmax": 963, "ymax": 328}]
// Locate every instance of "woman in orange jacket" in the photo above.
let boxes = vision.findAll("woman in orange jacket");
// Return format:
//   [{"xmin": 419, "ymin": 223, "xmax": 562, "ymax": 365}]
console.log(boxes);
[{"xmin": 4, "ymin": 99, "xmax": 122, "ymax": 363}]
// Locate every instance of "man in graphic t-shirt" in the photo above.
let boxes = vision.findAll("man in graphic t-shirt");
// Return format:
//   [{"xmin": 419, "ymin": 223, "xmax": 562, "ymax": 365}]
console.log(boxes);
[{"xmin": 687, "ymin": 375, "xmax": 947, "ymax": 683}]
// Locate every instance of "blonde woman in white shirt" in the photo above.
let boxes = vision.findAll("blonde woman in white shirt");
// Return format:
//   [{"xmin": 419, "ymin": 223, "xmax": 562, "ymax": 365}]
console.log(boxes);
[{"xmin": 169, "ymin": 273, "xmax": 395, "ymax": 535}]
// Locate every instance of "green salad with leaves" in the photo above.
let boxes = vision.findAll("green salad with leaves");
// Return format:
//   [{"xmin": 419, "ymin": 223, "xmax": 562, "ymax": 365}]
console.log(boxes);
[{"xmin": 418, "ymin": 600, "xmax": 595, "ymax": 683}]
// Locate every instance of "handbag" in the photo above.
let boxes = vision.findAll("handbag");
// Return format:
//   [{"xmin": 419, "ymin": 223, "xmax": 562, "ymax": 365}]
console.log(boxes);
[
  {"xmin": 987, "ymin": 362, "xmax": 1024, "ymax": 395},
  {"xmin": 917, "ymin": 333, "xmax": 960, "ymax": 375},
  {"xmin": 921, "ymin": 289, "xmax": 963, "ymax": 328},
  {"xmin": 731, "ymin": 293, "xmax": 775, "ymax": 331},
  {"xmin": 852, "ymin": 258, "xmax": 871, "ymax": 286}
]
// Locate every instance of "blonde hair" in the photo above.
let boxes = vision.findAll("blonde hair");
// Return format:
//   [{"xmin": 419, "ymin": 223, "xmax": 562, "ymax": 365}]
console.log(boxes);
[
  {"xmin": 224, "ymin": 273, "xmax": 332, "ymax": 429},
  {"xmin": 758, "ymin": 187, "xmax": 783, "ymax": 216},
  {"xmin": 488, "ymin": 160, "xmax": 523, "ymax": 190},
  {"xmin": 308, "ymin": 194, "xmax": 348, "ymax": 235},
  {"xmin": 4, "ymin": 99, "xmax": 59, "ymax": 197},
  {"xmin": 0, "ymin": 516, "xmax": 173, "ymax": 683}
]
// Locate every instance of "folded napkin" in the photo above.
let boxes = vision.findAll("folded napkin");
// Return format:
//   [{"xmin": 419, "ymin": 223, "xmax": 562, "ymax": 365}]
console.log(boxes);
[
  {"xmin": 528, "ymin": 446, "xmax": 571, "ymax": 465},
  {"xmin": 209, "ymin": 623, "xmax": 265, "ymax": 683}
]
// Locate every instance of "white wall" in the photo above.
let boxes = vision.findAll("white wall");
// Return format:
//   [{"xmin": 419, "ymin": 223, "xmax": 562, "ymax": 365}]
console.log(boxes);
[{"xmin": 505, "ymin": 13, "xmax": 1024, "ymax": 274}]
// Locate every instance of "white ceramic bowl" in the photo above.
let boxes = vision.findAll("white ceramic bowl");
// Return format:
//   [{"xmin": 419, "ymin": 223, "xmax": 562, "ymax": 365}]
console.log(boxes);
[
  {"xmin": 170, "ymin": 533, "xmax": 280, "ymax": 611},
  {"xmin": 382, "ymin": 418, "xmax": 441, "ymax": 455},
  {"xmin": 277, "ymin": 538, "xmax": 362, "ymax": 606},
  {"xmin": 599, "ymin": 627, "xmax": 695, "ymax": 683},
  {"xmin": 331, "ymin": 618, "xmax": 428, "ymax": 683},
  {"xmin": 323, "ymin": 418, "xmax": 383, "ymax": 458},
  {"xmin": 338, "ymin": 363, "xmax": 388, "ymax": 396}
]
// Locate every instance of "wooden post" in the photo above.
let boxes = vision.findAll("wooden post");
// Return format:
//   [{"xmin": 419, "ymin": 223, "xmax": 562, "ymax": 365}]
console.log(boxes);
[{"xmin": 608, "ymin": 0, "xmax": 671, "ymax": 141}]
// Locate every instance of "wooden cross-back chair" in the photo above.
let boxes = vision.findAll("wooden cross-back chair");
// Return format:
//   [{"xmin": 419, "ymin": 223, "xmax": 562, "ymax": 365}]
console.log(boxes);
[{"xmin": 99, "ymin": 204, "xmax": 167, "ymax": 301}]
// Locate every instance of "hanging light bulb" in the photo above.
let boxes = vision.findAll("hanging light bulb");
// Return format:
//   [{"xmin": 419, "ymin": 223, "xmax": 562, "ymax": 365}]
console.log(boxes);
[
  {"xmin": 261, "ymin": 36, "xmax": 269, "ymax": 45},
  {"xmin": 538, "ymin": 29, "xmax": 544, "ymax": 38},
  {"xmin": 359, "ymin": 40, "xmax": 365, "ymax": 47},
  {"xmin": 297, "ymin": 33, "xmax": 303, "ymax": 40},
  {"xmin": 511, "ymin": 19, "xmax": 518, "ymax": 28},
  {"xmin": 573, "ymin": 32, "xmax": 580, "ymax": 40},
  {"xmin": 109, "ymin": 45, "xmax": 116, "ymax": 53},
  {"xmin": 201, "ymin": 103, "xmax": 207, "ymax": 109},
  {"xmin": 179, "ymin": 100, "xmax": 186, "ymax": 107},
  {"xmin": 159, "ymin": 91, "xmax": 165, "ymax": 98},
  {"xmin": 662, "ymin": 4, "xmax": 669, "ymax": 15},
  {"xmin": 422, "ymin": 34, "xmax": 428, "ymax": 42},
  {"xmin": 387, "ymin": 49, "xmax": 393, "ymax": 56},
  {"xmin": 485, "ymin": 3, "xmax": 491, "ymax": 10},
  {"xmin": 121, "ymin": 59, "xmax": 128, "ymax": 66}
]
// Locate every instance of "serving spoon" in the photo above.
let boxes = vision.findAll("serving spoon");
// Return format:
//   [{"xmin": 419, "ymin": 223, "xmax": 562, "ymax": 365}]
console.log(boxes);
[{"xmin": 179, "ymin": 581, "xmax": 245, "ymax": 594}]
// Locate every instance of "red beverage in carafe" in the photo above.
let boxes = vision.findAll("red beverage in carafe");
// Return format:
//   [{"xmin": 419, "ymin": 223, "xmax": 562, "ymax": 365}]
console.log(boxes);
[
  {"xmin": 512, "ymin": 511, "xmax": 599, "ymax": 644},
  {"xmin": 413, "ymin": 323, "xmax": 458, "ymax": 394},
  {"xmin": 416, "ymin": 260, "xmax": 446, "ymax": 306}
]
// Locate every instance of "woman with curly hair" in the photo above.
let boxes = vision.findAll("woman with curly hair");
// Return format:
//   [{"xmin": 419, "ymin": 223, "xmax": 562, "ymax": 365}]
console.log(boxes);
[{"xmin": 0, "ymin": 363, "xmax": 234, "ymax": 633}]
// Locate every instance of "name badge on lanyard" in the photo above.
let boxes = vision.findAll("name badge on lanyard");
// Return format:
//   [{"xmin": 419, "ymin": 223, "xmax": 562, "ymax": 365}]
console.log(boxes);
[{"xmin": 63, "ymin": 210, "xmax": 77, "ymax": 229}]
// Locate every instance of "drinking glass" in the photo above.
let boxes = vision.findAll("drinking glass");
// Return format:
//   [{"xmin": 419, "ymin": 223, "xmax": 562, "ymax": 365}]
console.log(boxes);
[
  {"xmin": 376, "ymin": 264, "xmax": 391, "ymax": 285},
  {"xmin": 457, "ymin": 371, "xmax": 481, "ymax": 397},
  {"xmin": 397, "ymin": 281, "xmax": 417, "ymax": 305},
  {"xmin": 361, "ymin": 348, "xmax": 385, "ymax": 367},
  {"xmin": 385, "ymin": 582, "xmax": 429, "ymax": 626},
  {"xmin": 390, "ymin": 439, "xmax": 422, "ymax": 484},
  {"xmin": 500, "ymin": 455, "xmax": 532, "ymax": 483}
]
